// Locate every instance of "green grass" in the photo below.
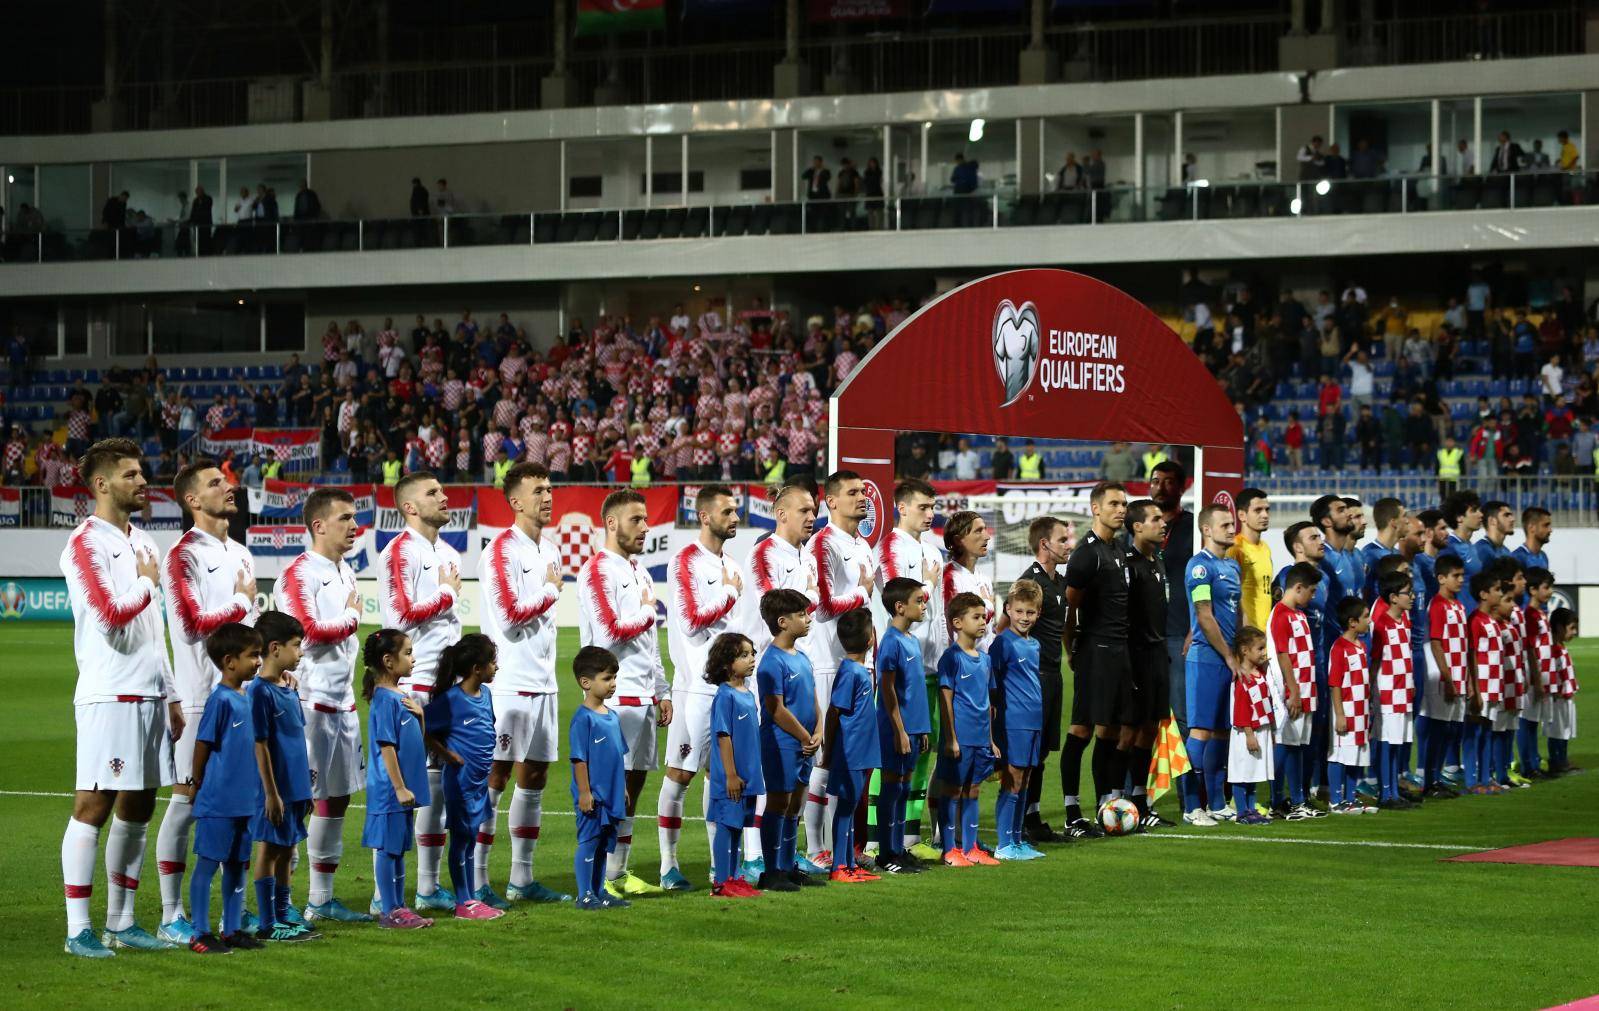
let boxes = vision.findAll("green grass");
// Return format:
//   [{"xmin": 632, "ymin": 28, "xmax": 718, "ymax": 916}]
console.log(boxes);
[{"xmin": 4, "ymin": 624, "xmax": 1599, "ymax": 1008}]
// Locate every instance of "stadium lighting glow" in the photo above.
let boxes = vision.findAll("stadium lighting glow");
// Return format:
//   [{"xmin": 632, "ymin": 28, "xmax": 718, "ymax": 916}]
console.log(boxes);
[
  {"xmin": 1191, "ymin": 178, "xmax": 1210, "ymax": 187},
  {"xmin": 5, "ymin": 174, "xmax": 12, "ymax": 184},
  {"xmin": 968, "ymin": 119, "xmax": 985, "ymax": 143},
  {"xmin": 1290, "ymin": 197, "xmax": 1303, "ymax": 215},
  {"xmin": 1315, "ymin": 179, "xmax": 1331, "ymax": 196}
]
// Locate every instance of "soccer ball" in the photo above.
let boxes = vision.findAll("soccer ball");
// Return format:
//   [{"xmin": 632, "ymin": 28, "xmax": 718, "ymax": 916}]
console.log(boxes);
[{"xmin": 1098, "ymin": 798, "xmax": 1140, "ymax": 836}]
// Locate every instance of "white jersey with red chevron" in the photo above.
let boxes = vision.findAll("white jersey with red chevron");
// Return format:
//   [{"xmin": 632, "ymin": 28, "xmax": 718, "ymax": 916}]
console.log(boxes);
[
  {"xmin": 941, "ymin": 559, "xmax": 995, "ymax": 652},
  {"xmin": 378, "ymin": 526, "xmax": 462, "ymax": 690},
  {"xmin": 667, "ymin": 540, "xmax": 745, "ymax": 697},
  {"xmin": 59, "ymin": 515, "xmax": 176, "ymax": 704},
  {"xmin": 578, "ymin": 547, "xmax": 668, "ymax": 701},
  {"xmin": 278, "ymin": 549, "xmax": 361, "ymax": 708},
  {"xmin": 1429, "ymin": 595, "xmax": 1469, "ymax": 696},
  {"xmin": 876, "ymin": 526, "xmax": 946, "ymax": 669},
  {"xmin": 803, "ymin": 523, "xmax": 874, "ymax": 674},
  {"xmin": 1373, "ymin": 609, "xmax": 1414, "ymax": 715},
  {"xmin": 477, "ymin": 524, "xmax": 560, "ymax": 693},
  {"xmin": 162, "ymin": 526, "xmax": 258, "ymax": 711},
  {"xmin": 1267, "ymin": 602, "xmax": 1317, "ymax": 714},
  {"xmin": 741, "ymin": 534, "xmax": 815, "ymax": 652}
]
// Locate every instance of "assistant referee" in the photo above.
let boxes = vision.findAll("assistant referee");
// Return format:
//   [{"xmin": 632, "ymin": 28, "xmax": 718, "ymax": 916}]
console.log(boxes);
[{"xmin": 1018, "ymin": 516, "xmax": 1072, "ymax": 844}]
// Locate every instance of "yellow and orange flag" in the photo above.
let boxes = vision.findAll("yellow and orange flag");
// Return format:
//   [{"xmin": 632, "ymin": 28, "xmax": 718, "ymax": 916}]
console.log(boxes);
[{"xmin": 1146, "ymin": 715, "xmax": 1190, "ymax": 802}]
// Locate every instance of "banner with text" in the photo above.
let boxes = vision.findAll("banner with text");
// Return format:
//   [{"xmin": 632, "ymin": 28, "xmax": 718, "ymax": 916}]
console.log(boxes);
[
  {"xmin": 478, "ymin": 484, "xmax": 678, "ymax": 581},
  {"xmin": 250, "ymin": 479, "xmax": 376, "ymax": 527},
  {"xmin": 374, "ymin": 485, "xmax": 476, "ymax": 555},
  {"xmin": 0, "ymin": 488, "xmax": 19, "ymax": 528}
]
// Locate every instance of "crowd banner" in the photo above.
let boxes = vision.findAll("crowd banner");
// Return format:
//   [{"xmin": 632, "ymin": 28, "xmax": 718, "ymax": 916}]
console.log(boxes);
[
  {"xmin": 246, "ymin": 523, "xmax": 372, "ymax": 571},
  {"xmin": 250, "ymin": 479, "xmax": 376, "ymax": 527},
  {"xmin": 252, "ymin": 428, "xmax": 321, "ymax": 467},
  {"xmin": 196, "ymin": 426, "xmax": 256, "ymax": 458},
  {"xmin": 49, "ymin": 486, "xmax": 94, "ymax": 527},
  {"xmin": 478, "ymin": 484, "xmax": 677, "ymax": 581},
  {"xmin": 374, "ymin": 484, "xmax": 476, "ymax": 554},
  {"xmin": 0, "ymin": 488, "xmax": 19, "ymax": 528}
]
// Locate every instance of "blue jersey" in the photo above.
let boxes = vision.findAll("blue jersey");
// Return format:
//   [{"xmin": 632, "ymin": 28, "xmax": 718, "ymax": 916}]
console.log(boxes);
[
  {"xmin": 1359, "ymin": 540, "xmax": 1396, "ymax": 602},
  {"xmin": 424, "ymin": 684, "xmax": 496, "ymax": 808},
  {"xmin": 710, "ymin": 684, "xmax": 764, "ymax": 800},
  {"xmin": 876, "ymin": 626, "xmax": 930, "ymax": 737},
  {"xmin": 194, "ymin": 686, "xmax": 262, "ymax": 818},
  {"xmin": 938, "ymin": 646, "xmax": 992, "ymax": 747},
  {"xmin": 1321, "ymin": 545, "xmax": 1365, "ymax": 606},
  {"xmin": 1511, "ymin": 545, "xmax": 1549, "ymax": 606},
  {"xmin": 366, "ymin": 687, "xmax": 430, "ymax": 815},
  {"xmin": 757, "ymin": 646, "xmax": 816, "ymax": 750},
  {"xmin": 989, "ymin": 628, "xmax": 1042, "ymax": 732},
  {"xmin": 1440, "ymin": 533, "xmax": 1485, "ymax": 614},
  {"xmin": 1276, "ymin": 563, "xmax": 1333, "ymax": 673},
  {"xmin": 569, "ymin": 705, "xmax": 627, "ymax": 823},
  {"xmin": 248, "ymin": 677, "xmax": 311, "ymax": 805},
  {"xmin": 829, "ymin": 659, "xmax": 880, "ymax": 772},
  {"xmin": 1185, "ymin": 550, "xmax": 1241, "ymax": 665}
]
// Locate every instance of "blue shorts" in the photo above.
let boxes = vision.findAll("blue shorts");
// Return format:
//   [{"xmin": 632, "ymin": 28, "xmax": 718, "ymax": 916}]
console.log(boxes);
[
  {"xmin": 575, "ymin": 811, "xmax": 618, "ymax": 849},
  {"xmin": 249, "ymin": 799, "xmax": 310, "ymax": 849},
  {"xmin": 1002, "ymin": 728, "xmax": 1042, "ymax": 769},
  {"xmin": 442, "ymin": 778, "xmax": 492, "ymax": 836},
  {"xmin": 362, "ymin": 810, "xmax": 415, "ymax": 856},
  {"xmin": 1186, "ymin": 655, "xmax": 1233, "ymax": 733},
  {"xmin": 762, "ymin": 741, "xmax": 814, "ymax": 793},
  {"xmin": 194, "ymin": 815, "xmax": 252, "ymax": 863},
  {"xmin": 935, "ymin": 745, "xmax": 995, "ymax": 788},
  {"xmin": 878, "ymin": 733, "xmax": 927, "ymax": 776},
  {"xmin": 707, "ymin": 794, "xmax": 757, "ymax": 830},
  {"xmin": 828, "ymin": 766, "xmax": 867, "ymax": 804}
]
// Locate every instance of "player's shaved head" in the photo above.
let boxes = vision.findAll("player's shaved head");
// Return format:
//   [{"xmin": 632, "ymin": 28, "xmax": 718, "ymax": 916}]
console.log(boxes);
[
  {"xmin": 773, "ymin": 482, "xmax": 813, "ymax": 511},
  {"xmin": 894, "ymin": 478, "xmax": 935, "ymax": 504},
  {"xmin": 601, "ymin": 487, "xmax": 646, "ymax": 519},
  {"xmin": 394, "ymin": 470, "xmax": 438, "ymax": 506},
  {"xmin": 80, "ymin": 437, "xmax": 143, "ymax": 485},
  {"xmin": 823, "ymin": 469, "xmax": 861, "ymax": 497},
  {"xmin": 303, "ymin": 487, "xmax": 354, "ymax": 525}
]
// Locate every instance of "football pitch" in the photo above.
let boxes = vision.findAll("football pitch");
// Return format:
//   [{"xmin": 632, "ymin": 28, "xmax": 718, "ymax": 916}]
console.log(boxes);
[{"xmin": 4, "ymin": 623, "xmax": 1598, "ymax": 1009}]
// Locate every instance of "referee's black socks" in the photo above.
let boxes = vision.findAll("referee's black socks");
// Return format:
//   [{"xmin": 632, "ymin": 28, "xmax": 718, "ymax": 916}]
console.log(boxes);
[{"xmin": 1061, "ymin": 733, "xmax": 1091, "ymax": 822}]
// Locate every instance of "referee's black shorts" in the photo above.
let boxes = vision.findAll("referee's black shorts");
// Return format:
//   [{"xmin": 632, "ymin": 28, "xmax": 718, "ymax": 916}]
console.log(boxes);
[
  {"xmin": 1071, "ymin": 637, "xmax": 1138, "ymax": 729},
  {"xmin": 1039, "ymin": 650, "xmax": 1064, "ymax": 753},
  {"xmin": 1129, "ymin": 641, "xmax": 1170, "ymax": 727}
]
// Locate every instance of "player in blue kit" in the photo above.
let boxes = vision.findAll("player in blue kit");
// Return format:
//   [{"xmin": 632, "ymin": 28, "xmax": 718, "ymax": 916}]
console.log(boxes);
[
  {"xmin": 188, "ymin": 623, "xmax": 266, "ymax": 955},
  {"xmin": 570, "ymin": 647, "xmax": 630, "ymax": 911},
  {"xmin": 756, "ymin": 588, "xmax": 827, "ymax": 889},
  {"xmin": 707, "ymin": 632, "xmax": 766, "ymax": 898},
  {"xmin": 875, "ymin": 577, "xmax": 932, "ymax": 874},
  {"xmin": 361, "ymin": 629, "xmax": 434, "ymax": 930},
  {"xmin": 936, "ymin": 592, "xmax": 1001, "ymax": 867},
  {"xmin": 423, "ymin": 633, "xmax": 505, "ymax": 921},
  {"xmin": 1182, "ymin": 505, "xmax": 1242, "ymax": 826},
  {"xmin": 1439, "ymin": 491, "xmax": 1486, "ymax": 613},
  {"xmin": 246, "ymin": 612, "xmax": 319, "ymax": 943},
  {"xmin": 825, "ymin": 609, "xmax": 881, "ymax": 883},
  {"xmin": 1511, "ymin": 507, "xmax": 1552, "ymax": 588},
  {"xmin": 990, "ymin": 579, "xmax": 1046, "ymax": 861}
]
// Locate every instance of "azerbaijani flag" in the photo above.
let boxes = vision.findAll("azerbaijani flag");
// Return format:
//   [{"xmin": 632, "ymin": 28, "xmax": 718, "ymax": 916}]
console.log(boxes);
[
  {"xmin": 1146, "ymin": 715, "xmax": 1190, "ymax": 803},
  {"xmin": 576, "ymin": 0, "xmax": 666, "ymax": 35}
]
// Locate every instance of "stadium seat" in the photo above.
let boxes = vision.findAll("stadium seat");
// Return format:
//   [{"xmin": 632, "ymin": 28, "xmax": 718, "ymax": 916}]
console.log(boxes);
[
  {"xmin": 682, "ymin": 206, "xmax": 708, "ymax": 238},
  {"xmin": 724, "ymin": 205, "xmax": 751, "ymax": 237},
  {"xmin": 746, "ymin": 204, "xmax": 771, "ymax": 236},
  {"xmin": 639, "ymin": 209, "xmax": 666, "ymax": 240},
  {"xmin": 572, "ymin": 212, "xmax": 601, "ymax": 242},
  {"xmin": 660, "ymin": 207, "xmax": 687, "ymax": 239},
  {"xmin": 595, "ymin": 210, "xmax": 619, "ymax": 241}
]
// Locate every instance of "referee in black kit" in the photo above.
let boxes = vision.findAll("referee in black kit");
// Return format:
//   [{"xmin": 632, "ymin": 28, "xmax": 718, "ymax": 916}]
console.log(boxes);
[
  {"xmin": 1062, "ymin": 482, "xmax": 1133, "ymax": 838},
  {"xmin": 1018, "ymin": 515, "xmax": 1073, "ymax": 844}
]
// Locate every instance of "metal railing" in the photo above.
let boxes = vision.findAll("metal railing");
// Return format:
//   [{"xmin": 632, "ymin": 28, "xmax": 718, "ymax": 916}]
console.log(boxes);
[
  {"xmin": 1341, "ymin": 8, "xmax": 1585, "ymax": 67},
  {"xmin": 1258, "ymin": 474, "xmax": 1599, "ymax": 526}
]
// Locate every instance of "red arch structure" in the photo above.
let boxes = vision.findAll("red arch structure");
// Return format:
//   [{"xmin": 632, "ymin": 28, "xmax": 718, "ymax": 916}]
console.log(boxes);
[{"xmin": 828, "ymin": 268, "xmax": 1244, "ymax": 544}]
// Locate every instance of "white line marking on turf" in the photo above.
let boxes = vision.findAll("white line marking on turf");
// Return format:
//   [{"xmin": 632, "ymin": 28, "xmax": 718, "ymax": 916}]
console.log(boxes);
[{"xmin": 1138, "ymin": 832, "xmax": 1478, "ymax": 852}]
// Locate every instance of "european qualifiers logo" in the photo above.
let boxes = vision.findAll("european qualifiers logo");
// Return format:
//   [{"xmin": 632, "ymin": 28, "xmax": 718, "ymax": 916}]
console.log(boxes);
[
  {"xmin": 992, "ymin": 299, "xmax": 1040, "ymax": 406},
  {"xmin": 992, "ymin": 298, "xmax": 1127, "ymax": 403}
]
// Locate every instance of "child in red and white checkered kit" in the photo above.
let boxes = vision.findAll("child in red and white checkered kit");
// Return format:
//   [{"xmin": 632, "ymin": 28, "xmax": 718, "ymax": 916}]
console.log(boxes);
[
  {"xmin": 1545, "ymin": 608, "xmax": 1580, "ymax": 774},
  {"xmin": 1327, "ymin": 597, "xmax": 1374, "ymax": 815},
  {"xmin": 1372, "ymin": 572, "xmax": 1417, "ymax": 808},
  {"xmin": 1227, "ymin": 627, "xmax": 1275, "ymax": 826}
]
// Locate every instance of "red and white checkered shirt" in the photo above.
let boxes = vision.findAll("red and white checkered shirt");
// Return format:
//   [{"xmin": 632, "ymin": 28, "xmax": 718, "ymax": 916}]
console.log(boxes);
[
  {"xmin": 1231, "ymin": 666, "xmax": 1273, "ymax": 730},
  {"xmin": 161, "ymin": 400, "xmax": 182, "ymax": 431},
  {"xmin": 204, "ymin": 404, "xmax": 229, "ymax": 433},
  {"xmin": 548, "ymin": 439, "xmax": 571, "ymax": 474},
  {"xmin": 1553, "ymin": 644, "xmax": 1578, "ymax": 699},
  {"xmin": 1268, "ymin": 602, "xmax": 1317, "ymax": 714},
  {"xmin": 1502, "ymin": 607, "xmax": 1527, "ymax": 703},
  {"xmin": 521, "ymin": 428, "xmax": 549, "ymax": 466},
  {"xmin": 499, "ymin": 355, "xmax": 528, "ymax": 387},
  {"xmin": 690, "ymin": 431, "xmax": 715, "ymax": 469},
  {"xmin": 1470, "ymin": 610, "xmax": 1504, "ymax": 704},
  {"xmin": 423, "ymin": 434, "xmax": 448, "ymax": 470},
  {"xmin": 454, "ymin": 440, "xmax": 472, "ymax": 474},
  {"xmin": 66, "ymin": 408, "xmax": 92, "ymax": 441},
  {"xmin": 1329, "ymin": 637, "xmax": 1370, "ymax": 745},
  {"xmin": 1374, "ymin": 608, "xmax": 1413, "ymax": 715},
  {"xmin": 785, "ymin": 424, "xmax": 818, "ymax": 462},
  {"xmin": 321, "ymin": 332, "xmax": 342, "ymax": 363},
  {"xmin": 2, "ymin": 438, "xmax": 25, "ymax": 475},
  {"xmin": 492, "ymin": 397, "xmax": 521, "ymax": 431},
  {"xmin": 440, "ymin": 378, "xmax": 465, "ymax": 412},
  {"xmin": 481, "ymin": 430, "xmax": 504, "ymax": 463},
  {"xmin": 337, "ymin": 399, "xmax": 358, "ymax": 437},
  {"xmin": 571, "ymin": 433, "xmax": 594, "ymax": 465},
  {"xmin": 1525, "ymin": 605, "xmax": 1554, "ymax": 695},
  {"xmin": 1429, "ymin": 595, "xmax": 1469, "ymax": 695}
]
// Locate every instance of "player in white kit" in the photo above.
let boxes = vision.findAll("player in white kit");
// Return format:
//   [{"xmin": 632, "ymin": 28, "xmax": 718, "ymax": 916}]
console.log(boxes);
[
  {"xmin": 153, "ymin": 460, "xmax": 259, "ymax": 944},
  {"xmin": 657, "ymin": 484, "xmax": 747, "ymax": 891},
  {"xmin": 802, "ymin": 471, "xmax": 876, "ymax": 864},
  {"xmin": 59, "ymin": 439, "xmax": 179, "ymax": 957},
  {"xmin": 377, "ymin": 471, "xmax": 463, "ymax": 911},
  {"xmin": 578, "ymin": 488, "xmax": 673, "ymax": 899},
  {"xmin": 475, "ymin": 462, "xmax": 571, "ymax": 906},
  {"xmin": 280, "ymin": 488, "xmax": 367, "ymax": 923}
]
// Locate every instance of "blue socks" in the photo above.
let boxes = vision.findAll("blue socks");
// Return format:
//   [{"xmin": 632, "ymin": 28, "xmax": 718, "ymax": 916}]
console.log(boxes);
[
  {"xmin": 189, "ymin": 856, "xmax": 220, "ymax": 935},
  {"xmin": 959, "ymin": 795, "xmax": 979, "ymax": 852},
  {"xmin": 876, "ymin": 779, "xmax": 906, "ymax": 852},
  {"xmin": 1284, "ymin": 745, "xmax": 1306, "ymax": 805},
  {"xmin": 447, "ymin": 827, "xmax": 473, "ymax": 899},
  {"xmin": 760, "ymin": 809, "xmax": 782, "ymax": 870},
  {"xmin": 1202, "ymin": 736, "xmax": 1227, "ymax": 813},
  {"xmin": 994, "ymin": 791, "xmax": 1018, "ymax": 849},
  {"xmin": 831, "ymin": 807, "xmax": 855, "ymax": 871},
  {"xmin": 711, "ymin": 823, "xmax": 740, "ymax": 885},
  {"xmin": 1517, "ymin": 718, "xmax": 1541, "ymax": 773},
  {"xmin": 1462, "ymin": 722, "xmax": 1482, "ymax": 787},
  {"xmin": 219, "ymin": 861, "xmax": 245, "ymax": 935},
  {"xmin": 938, "ymin": 794, "xmax": 958, "ymax": 853},
  {"xmin": 254, "ymin": 877, "xmax": 276, "ymax": 930},
  {"xmin": 574, "ymin": 830, "xmax": 602, "ymax": 900},
  {"xmin": 1231, "ymin": 782, "xmax": 1254, "ymax": 812},
  {"xmin": 375, "ymin": 851, "xmax": 404, "ymax": 914},
  {"xmin": 1183, "ymin": 735, "xmax": 1207, "ymax": 811},
  {"xmin": 1329, "ymin": 762, "xmax": 1347, "ymax": 804},
  {"xmin": 1269, "ymin": 742, "xmax": 1287, "ymax": 807},
  {"xmin": 780, "ymin": 815, "xmax": 799, "ymax": 872}
]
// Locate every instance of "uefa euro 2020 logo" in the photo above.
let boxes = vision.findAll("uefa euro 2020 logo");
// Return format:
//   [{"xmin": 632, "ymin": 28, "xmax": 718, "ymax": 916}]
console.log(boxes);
[
  {"xmin": 0, "ymin": 581, "xmax": 24, "ymax": 619},
  {"xmin": 992, "ymin": 299, "xmax": 1040, "ymax": 407}
]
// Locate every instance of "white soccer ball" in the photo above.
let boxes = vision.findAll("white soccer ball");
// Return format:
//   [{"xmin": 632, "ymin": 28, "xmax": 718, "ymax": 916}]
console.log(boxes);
[{"xmin": 1098, "ymin": 798, "xmax": 1140, "ymax": 836}]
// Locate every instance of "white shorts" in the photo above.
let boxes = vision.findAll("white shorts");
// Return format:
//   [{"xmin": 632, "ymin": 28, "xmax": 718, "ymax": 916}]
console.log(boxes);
[
  {"xmin": 303, "ymin": 703, "xmax": 364, "ymax": 800},
  {"xmin": 813, "ymin": 669, "xmax": 837, "ymax": 722},
  {"xmin": 1490, "ymin": 701, "xmax": 1519, "ymax": 733},
  {"xmin": 1422, "ymin": 654, "xmax": 1466, "ymax": 723},
  {"xmin": 1328, "ymin": 730, "xmax": 1368, "ymax": 768},
  {"xmin": 491, "ymin": 691, "xmax": 559, "ymax": 765},
  {"xmin": 1520, "ymin": 694, "xmax": 1549, "ymax": 725},
  {"xmin": 1378, "ymin": 710, "xmax": 1414, "ymax": 746},
  {"xmin": 1548, "ymin": 698, "xmax": 1576, "ymax": 740},
  {"xmin": 76, "ymin": 699, "xmax": 174, "ymax": 792},
  {"xmin": 172, "ymin": 707, "xmax": 206, "ymax": 785},
  {"xmin": 664, "ymin": 690, "xmax": 715, "ymax": 773},
  {"xmin": 1279, "ymin": 709, "xmax": 1314, "ymax": 747},
  {"xmin": 1265, "ymin": 668, "xmax": 1288, "ymax": 735},
  {"xmin": 1228, "ymin": 725, "xmax": 1275, "ymax": 783},
  {"xmin": 615, "ymin": 703, "xmax": 659, "ymax": 773}
]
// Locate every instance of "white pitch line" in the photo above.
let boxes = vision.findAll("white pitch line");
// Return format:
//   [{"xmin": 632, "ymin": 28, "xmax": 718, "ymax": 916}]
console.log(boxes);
[{"xmin": 1136, "ymin": 831, "xmax": 1479, "ymax": 852}]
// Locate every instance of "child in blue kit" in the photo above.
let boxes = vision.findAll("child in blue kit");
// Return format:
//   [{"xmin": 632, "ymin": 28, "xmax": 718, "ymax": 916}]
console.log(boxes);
[
  {"xmin": 875, "ymin": 577, "xmax": 931, "ymax": 875},
  {"xmin": 570, "ymin": 646, "xmax": 630, "ymax": 911},
  {"xmin": 990, "ymin": 579, "xmax": 1046, "ymax": 861},
  {"xmin": 937, "ymin": 592, "xmax": 1001, "ymax": 868},
  {"xmin": 361, "ymin": 629, "xmax": 433, "ymax": 930},
  {"xmin": 189, "ymin": 623, "xmax": 266, "ymax": 955},
  {"xmin": 707, "ymin": 632, "xmax": 765, "ymax": 898},
  {"xmin": 826, "ymin": 609, "xmax": 881, "ymax": 883},
  {"xmin": 247, "ymin": 611, "xmax": 319, "ymax": 944},
  {"xmin": 423, "ymin": 633, "xmax": 504, "ymax": 922},
  {"xmin": 756, "ymin": 589, "xmax": 825, "ymax": 889}
]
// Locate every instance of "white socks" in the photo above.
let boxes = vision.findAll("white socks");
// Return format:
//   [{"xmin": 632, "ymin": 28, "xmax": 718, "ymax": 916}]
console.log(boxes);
[
  {"xmin": 155, "ymin": 794, "xmax": 194, "ymax": 922},
  {"xmin": 744, "ymin": 795, "xmax": 766, "ymax": 864},
  {"xmin": 607, "ymin": 817, "xmax": 634, "ymax": 881},
  {"xmin": 62, "ymin": 818, "xmax": 100, "ymax": 937},
  {"xmin": 414, "ymin": 768, "xmax": 446, "ymax": 896},
  {"xmin": 475, "ymin": 787, "xmax": 502, "ymax": 889},
  {"xmin": 702, "ymin": 779, "xmax": 717, "ymax": 855},
  {"xmin": 306, "ymin": 814, "xmax": 344, "ymax": 906},
  {"xmin": 656, "ymin": 777, "xmax": 686, "ymax": 875},
  {"xmin": 804, "ymin": 766, "xmax": 833, "ymax": 857},
  {"xmin": 103, "ymin": 817, "xmax": 147, "ymax": 932},
  {"xmin": 508, "ymin": 787, "xmax": 542, "ymax": 888}
]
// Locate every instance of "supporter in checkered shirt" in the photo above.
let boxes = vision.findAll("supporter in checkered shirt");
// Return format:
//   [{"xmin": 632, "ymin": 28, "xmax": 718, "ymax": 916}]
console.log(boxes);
[
  {"xmin": 452, "ymin": 430, "xmax": 472, "ymax": 482},
  {"xmin": 1372, "ymin": 572, "xmax": 1417, "ymax": 807},
  {"xmin": 499, "ymin": 344, "xmax": 528, "ymax": 387},
  {"xmin": 64, "ymin": 393, "xmax": 94, "ymax": 455},
  {"xmin": 491, "ymin": 391, "xmax": 521, "ymax": 432},
  {"xmin": 520, "ymin": 417, "xmax": 549, "ymax": 466},
  {"xmin": 320, "ymin": 321, "xmax": 343, "ymax": 363},
  {"xmin": 1327, "ymin": 596, "xmax": 1374, "ymax": 814},
  {"xmin": 1465, "ymin": 572, "xmax": 1506, "ymax": 793},
  {"xmin": 3, "ymin": 428, "xmax": 29, "ymax": 481},
  {"xmin": 547, "ymin": 432, "xmax": 571, "ymax": 481}
]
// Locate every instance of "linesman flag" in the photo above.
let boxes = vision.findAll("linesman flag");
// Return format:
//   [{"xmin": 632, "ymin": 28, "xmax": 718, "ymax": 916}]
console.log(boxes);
[{"xmin": 1146, "ymin": 715, "xmax": 1190, "ymax": 803}]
